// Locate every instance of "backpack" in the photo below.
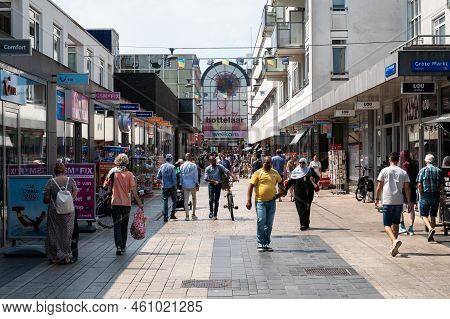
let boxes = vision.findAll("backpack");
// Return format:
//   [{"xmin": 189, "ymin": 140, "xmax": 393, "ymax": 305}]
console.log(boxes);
[{"xmin": 52, "ymin": 178, "xmax": 75, "ymax": 215}]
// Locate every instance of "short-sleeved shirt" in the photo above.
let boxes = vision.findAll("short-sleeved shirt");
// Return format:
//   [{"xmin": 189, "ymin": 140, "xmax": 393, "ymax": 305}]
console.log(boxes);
[
  {"xmin": 156, "ymin": 163, "xmax": 177, "ymax": 189},
  {"xmin": 272, "ymin": 156, "xmax": 286, "ymax": 176},
  {"xmin": 250, "ymin": 168, "xmax": 282, "ymax": 202},
  {"xmin": 219, "ymin": 159, "xmax": 231, "ymax": 170},
  {"xmin": 205, "ymin": 164, "xmax": 228, "ymax": 183},
  {"xmin": 252, "ymin": 160, "xmax": 262, "ymax": 172},
  {"xmin": 104, "ymin": 169, "xmax": 136, "ymax": 206},
  {"xmin": 377, "ymin": 165, "xmax": 410, "ymax": 205},
  {"xmin": 416, "ymin": 165, "xmax": 444, "ymax": 193}
]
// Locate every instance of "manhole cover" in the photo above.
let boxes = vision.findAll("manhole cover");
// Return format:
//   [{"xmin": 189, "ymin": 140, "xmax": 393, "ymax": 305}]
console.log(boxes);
[
  {"xmin": 304, "ymin": 267, "xmax": 353, "ymax": 276},
  {"xmin": 181, "ymin": 280, "xmax": 232, "ymax": 288}
]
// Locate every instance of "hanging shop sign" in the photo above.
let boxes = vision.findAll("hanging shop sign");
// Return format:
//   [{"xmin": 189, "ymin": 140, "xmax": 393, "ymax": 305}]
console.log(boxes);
[
  {"xmin": 355, "ymin": 101, "xmax": 380, "ymax": 110},
  {"xmin": 118, "ymin": 113, "xmax": 132, "ymax": 132},
  {"xmin": 119, "ymin": 103, "xmax": 140, "ymax": 111},
  {"xmin": 0, "ymin": 39, "xmax": 32, "ymax": 56},
  {"xmin": 385, "ymin": 63, "xmax": 396, "ymax": 78},
  {"xmin": 95, "ymin": 91, "xmax": 120, "ymax": 101},
  {"xmin": 7, "ymin": 164, "xmax": 47, "ymax": 176},
  {"xmin": 65, "ymin": 90, "xmax": 88, "ymax": 123},
  {"xmin": 302, "ymin": 121, "xmax": 316, "ymax": 129},
  {"xmin": 65, "ymin": 164, "xmax": 96, "ymax": 221},
  {"xmin": 94, "ymin": 104, "xmax": 107, "ymax": 111},
  {"xmin": 315, "ymin": 118, "xmax": 330, "ymax": 125},
  {"xmin": 56, "ymin": 90, "xmax": 65, "ymax": 120},
  {"xmin": 401, "ymin": 82, "xmax": 436, "ymax": 94},
  {"xmin": 0, "ymin": 70, "xmax": 27, "ymax": 105},
  {"xmin": 7, "ymin": 175, "xmax": 52, "ymax": 239},
  {"xmin": 56, "ymin": 73, "xmax": 89, "ymax": 85},
  {"xmin": 411, "ymin": 61, "xmax": 450, "ymax": 72},
  {"xmin": 160, "ymin": 121, "xmax": 171, "ymax": 127},
  {"xmin": 134, "ymin": 111, "xmax": 154, "ymax": 118},
  {"xmin": 335, "ymin": 109, "xmax": 356, "ymax": 117},
  {"xmin": 148, "ymin": 117, "xmax": 163, "ymax": 123}
]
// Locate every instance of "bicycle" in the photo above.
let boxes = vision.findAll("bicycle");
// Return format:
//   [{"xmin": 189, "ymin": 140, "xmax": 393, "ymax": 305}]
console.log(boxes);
[
  {"xmin": 223, "ymin": 177, "xmax": 239, "ymax": 221},
  {"xmin": 95, "ymin": 187, "xmax": 114, "ymax": 229},
  {"xmin": 355, "ymin": 166, "xmax": 374, "ymax": 203}
]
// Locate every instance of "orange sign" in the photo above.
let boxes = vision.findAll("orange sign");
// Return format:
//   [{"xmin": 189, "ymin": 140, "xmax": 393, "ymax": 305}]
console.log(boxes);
[
  {"xmin": 160, "ymin": 121, "xmax": 171, "ymax": 126},
  {"xmin": 148, "ymin": 117, "xmax": 163, "ymax": 123}
]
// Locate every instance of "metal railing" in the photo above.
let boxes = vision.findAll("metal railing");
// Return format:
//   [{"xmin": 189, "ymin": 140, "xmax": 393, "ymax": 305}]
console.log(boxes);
[{"xmin": 391, "ymin": 35, "xmax": 450, "ymax": 54}]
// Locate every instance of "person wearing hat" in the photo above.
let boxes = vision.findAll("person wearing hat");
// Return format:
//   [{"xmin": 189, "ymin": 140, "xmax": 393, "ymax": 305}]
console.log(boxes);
[
  {"xmin": 416, "ymin": 154, "xmax": 445, "ymax": 242},
  {"xmin": 157, "ymin": 154, "xmax": 178, "ymax": 222}
]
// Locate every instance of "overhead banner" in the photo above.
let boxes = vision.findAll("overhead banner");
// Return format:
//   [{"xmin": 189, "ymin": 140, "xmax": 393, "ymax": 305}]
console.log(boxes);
[
  {"xmin": 65, "ymin": 164, "xmax": 96, "ymax": 221},
  {"xmin": 7, "ymin": 175, "xmax": 52, "ymax": 239},
  {"xmin": 65, "ymin": 90, "xmax": 88, "ymax": 123},
  {"xmin": 0, "ymin": 70, "xmax": 27, "ymax": 105},
  {"xmin": 202, "ymin": 62, "xmax": 249, "ymax": 140}
]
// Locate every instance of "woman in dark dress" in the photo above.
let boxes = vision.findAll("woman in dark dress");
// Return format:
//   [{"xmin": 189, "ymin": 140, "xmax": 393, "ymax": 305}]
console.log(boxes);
[{"xmin": 284, "ymin": 158, "xmax": 320, "ymax": 231}]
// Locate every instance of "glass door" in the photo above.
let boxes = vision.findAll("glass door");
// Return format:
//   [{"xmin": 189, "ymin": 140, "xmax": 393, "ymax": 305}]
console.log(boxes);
[{"xmin": 1, "ymin": 104, "xmax": 19, "ymax": 247}]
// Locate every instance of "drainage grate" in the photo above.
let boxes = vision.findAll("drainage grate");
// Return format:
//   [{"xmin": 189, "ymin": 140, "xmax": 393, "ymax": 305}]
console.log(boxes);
[
  {"xmin": 181, "ymin": 280, "xmax": 232, "ymax": 289},
  {"xmin": 304, "ymin": 267, "xmax": 353, "ymax": 276}
]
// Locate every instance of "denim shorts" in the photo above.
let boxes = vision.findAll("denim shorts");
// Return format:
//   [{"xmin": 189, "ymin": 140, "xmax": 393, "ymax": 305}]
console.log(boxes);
[
  {"xmin": 419, "ymin": 192, "xmax": 440, "ymax": 218},
  {"xmin": 382, "ymin": 205, "xmax": 403, "ymax": 227}
]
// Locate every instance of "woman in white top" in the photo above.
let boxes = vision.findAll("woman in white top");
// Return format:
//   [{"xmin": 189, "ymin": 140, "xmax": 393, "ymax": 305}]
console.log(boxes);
[{"xmin": 309, "ymin": 154, "xmax": 321, "ymax": 177}]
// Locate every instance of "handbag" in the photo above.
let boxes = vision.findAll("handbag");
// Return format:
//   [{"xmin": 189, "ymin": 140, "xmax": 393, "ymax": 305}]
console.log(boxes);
[{"xmin": 130, "ymin": 208, "xmax": 148, "ymax": 240}]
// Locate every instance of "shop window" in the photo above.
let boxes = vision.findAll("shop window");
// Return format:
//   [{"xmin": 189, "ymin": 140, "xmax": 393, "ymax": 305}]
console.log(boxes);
[
  {"xmin": 421, "ymin": 95, "xmax": 438, "ymax": 118},
  {"xmin": 441, "ymin": 86, "xmax": 450, "ymax": 114},
  {"xmin": 29, "ymin": 8, "xmax": 40, "ymax": 51},
  {"xmin": 384, "ymin": 103, "xmax": 393, "ymax": 125},
  {"xmin": 0, "ymin": 1, "xmax": 11, "ymax": 36},
  {"xmin": 423, "ymin": 126, "xmax": 438, "ymax": 158},
  {"xmin": 394, "ymin": 101, "xmax": 400, "ymax": 123},
  {"xmin": 53, "ymin": 25, "xmax": 62, "ymax": 63},
  {"xmin": 82, "ymin": 123, "xmax": 88, "ymax": 162},
  {"xmin": 57, "ymin": 120, "xmax": 65, "ymax": 162},
  {"xmin": 65, "ymin": 122, "xmax": 75, "ymax": 163},
  {"xmin": 404, "ymin": 95, "xmax": 420, "ymax": 121},
  {"xmin": 407, "ymin": 124, "xmax": 420, "ymax": 161}
]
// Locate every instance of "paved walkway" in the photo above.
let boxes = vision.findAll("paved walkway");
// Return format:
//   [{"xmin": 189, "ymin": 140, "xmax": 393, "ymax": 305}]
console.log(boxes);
[{"xmin": 0, "ymin": 180, "xmax": 449, "ymax": 299}]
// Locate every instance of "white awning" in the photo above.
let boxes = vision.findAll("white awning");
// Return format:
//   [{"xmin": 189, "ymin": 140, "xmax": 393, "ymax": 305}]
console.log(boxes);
[
  {"xmin": 290, "ymin": 129, "xmax": 308, "ymax": 145},
  {"xmin": 243, "ymin": 146, "xmax": 253, "ymax": 151},
  {"xmin": 423, "ymin": 114, "xmax": 450, "ymax": 125}
]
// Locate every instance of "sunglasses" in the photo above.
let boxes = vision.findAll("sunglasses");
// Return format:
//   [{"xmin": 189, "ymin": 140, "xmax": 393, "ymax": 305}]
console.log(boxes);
[
  {"xmin": 264, "ymin": 161, "xmax": 272, "ymax": 164},
  {"xmin": 300, "ymin": 162, "xmax": 306, "ymax": 165}
]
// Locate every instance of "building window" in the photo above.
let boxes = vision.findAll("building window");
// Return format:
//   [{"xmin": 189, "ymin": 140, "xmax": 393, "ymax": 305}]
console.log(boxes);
[
  {"xmin": 332, "ymin": 41, "xmax": 347, "ymax": 75},
  {"xmin": 279, "ymin": 80, "xmax": 288, "ymax": 106},
  {"xmin": 99, "ymin": 59, "xmax": 105, "ymax": 86},
  {"xmin": 407, "ymin": 0, "xmax": 421, "ymax": 40},
  {"xmin": 87, "ymin": 49, "xmax": 93, "ymax": 80},
  {"xmin": 29, "ymin": 8, "xmax": 41, "ymax": 51},
  {"xmin": 292, "ymin": 63, "xmax": 303, "ymax": 96},
  {"xmin": 0, "ymin": 1, "xmax": 11, "ymax": 36},
  {"xmin": 332, "ymin": 0, "xmax": 346, "ymax": 11},
  {"xmin": 53, "ymin": 25, "xmax": 62, "ymax": 62},
  {"xmin": 68, "ymin": 46, "xmax": 76, "ymax": 71},
  {"xmin": 433, "ymin": 15, "xmax": 445, "ymax": 44}
]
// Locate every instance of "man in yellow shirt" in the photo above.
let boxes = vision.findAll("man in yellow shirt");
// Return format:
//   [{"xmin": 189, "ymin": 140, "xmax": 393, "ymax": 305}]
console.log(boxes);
[{"xmin": 246, "ymin": 156, "xmax": 283, "ymax": 252}]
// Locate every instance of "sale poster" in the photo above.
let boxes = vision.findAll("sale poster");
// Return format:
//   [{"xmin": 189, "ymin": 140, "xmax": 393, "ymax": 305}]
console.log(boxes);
[
  {"xmin": 65, "ymin": 164, "xmax": 96, "ymax": 221},
  {"xmin": 7, "ymin": 175, "xmax": 52, "ymax": 239}
]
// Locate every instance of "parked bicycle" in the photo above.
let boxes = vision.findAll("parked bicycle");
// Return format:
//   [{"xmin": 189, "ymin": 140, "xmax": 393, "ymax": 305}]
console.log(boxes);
[
  {"xmin": 95, "ymin": 187, "xmax": 114, "ymax": 229},
  {"xmin": 355, "ymin": 165, "xmax": 374, "ymax": 202},
  {"xmin": 223, "ymin": 177, "xmax": 239, "ymax": 221}
]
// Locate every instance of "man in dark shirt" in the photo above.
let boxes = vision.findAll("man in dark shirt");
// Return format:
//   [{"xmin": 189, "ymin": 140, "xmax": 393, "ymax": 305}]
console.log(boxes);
[
  {"xmin": 252, "ymin": 153, "xmax": 262, "ymax": 173},
  {"xmin": 272, "ymin": 149, "xmax": 286, "ymax": 202},
  {"xmin": 219, "ymin": 154, "xmax": 231, "ymax": 170}
]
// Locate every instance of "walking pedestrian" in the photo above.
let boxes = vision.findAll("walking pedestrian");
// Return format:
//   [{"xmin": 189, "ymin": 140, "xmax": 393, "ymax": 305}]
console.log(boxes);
[
  {"xmin": 399, "ymin": 150, "xmax": 420, "ymax": 235},
  {"xmin": 284, "ymin": 158, "xmax": 320, "ymax": 231},
  {"xmin": 219, "ymin": 153, "xmax": 231, "ymax": 170},
  {"xmin": 246, "ymin": 156, "xmax": 283, "ymax": 252},
  {"xmin": 44, "ymin": 163, "xmax": 78, "ymax": 264},
  {"xmin": 205, "ymin": 154, "xmax": 233, "ymax": 220},
  {"xmin": 156, "ymin": 154, "xmax": 177, "ymax": 222},
  {"xmin": 416, "ymin": 154, "xmax": 445, "ymax": 242},
  {"xmin": 285, "ymin": 156, "xmax": 296, "ymax": 202},
  {"xmin": 180, "ymin": 153, "xmax": 199, "ymax": 221},
  {"xmin": 272, "ymin": 149, "xmax": 286, "ymax": 202},
  {"xmin": 252, "ymin": 153, "xmax": 262, "ymax": 173},
  {"xmin": 309, "ymin": 154, "xmax": 322, "ymax": 177},
  {"xmin": 104, "ymin": 154, "xmax": 143, "ymax": 256},
  {"xmin": 375, "ymin": 152, "xmax": 411, "ymax": 257}
]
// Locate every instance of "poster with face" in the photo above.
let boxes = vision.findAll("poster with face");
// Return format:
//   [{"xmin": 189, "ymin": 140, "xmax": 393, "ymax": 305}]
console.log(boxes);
[{"xmin": 202, "ymin": 62, "xmax": 249, "ymax": 140}]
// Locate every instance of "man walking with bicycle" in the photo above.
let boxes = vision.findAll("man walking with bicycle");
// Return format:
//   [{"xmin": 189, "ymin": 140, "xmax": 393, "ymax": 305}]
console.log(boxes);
[{"xmin": 246, "ymin": 156, "xmax": 283, "ymax": 252}]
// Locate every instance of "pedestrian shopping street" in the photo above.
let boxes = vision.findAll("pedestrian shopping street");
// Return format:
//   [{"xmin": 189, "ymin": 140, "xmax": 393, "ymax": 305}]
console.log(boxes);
[{"xmin": 0, "ymin": 180, "xmax": 449, "ymax": 299}]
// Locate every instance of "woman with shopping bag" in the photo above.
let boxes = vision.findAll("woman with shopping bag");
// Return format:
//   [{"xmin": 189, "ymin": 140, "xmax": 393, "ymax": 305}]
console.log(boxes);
[{"xmin": 103, "ymin": 154, "xmax": 144, "ymax": 256}]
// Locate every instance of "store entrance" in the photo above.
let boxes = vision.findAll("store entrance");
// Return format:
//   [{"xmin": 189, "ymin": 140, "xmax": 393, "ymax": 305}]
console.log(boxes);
[{"xmin": 0, "ymin": 104, "xmax": 19, "ymax": 247}]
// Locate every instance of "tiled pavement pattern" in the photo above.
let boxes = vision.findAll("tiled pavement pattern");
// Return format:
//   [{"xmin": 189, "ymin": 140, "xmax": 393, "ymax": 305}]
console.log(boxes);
[{"xmin": 0, "ymin": 180, "xmax": 449, "ymax": 299}]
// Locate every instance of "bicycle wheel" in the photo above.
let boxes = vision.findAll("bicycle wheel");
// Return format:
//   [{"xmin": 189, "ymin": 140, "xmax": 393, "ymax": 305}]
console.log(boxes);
[
  {"xmin": 355, "ymin": 186, "xmax": 365, "ymax": 202},
  {"xmin": 96, "ymin": 201, "xmax": 114, "ymax": 229},
  {"xmin": 227, "ymin": 193, "xmax": 234, "ymax": 221}
]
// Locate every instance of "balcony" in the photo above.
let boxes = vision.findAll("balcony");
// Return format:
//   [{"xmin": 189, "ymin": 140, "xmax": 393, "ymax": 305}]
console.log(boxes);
[
  {"xmin": 262, "ymin": 57, "xmax": 288, "ymax": 81},
  {"xmin": 272, "ymin": 0, "xmax": 303, "ymax": 6},
  {"xmin": 272, "ymin": 22, "xmax": 305, "ymax": 56},
  {"xmin": 262, "ymin": 5, "xmax": 277, "ymax": 36}
]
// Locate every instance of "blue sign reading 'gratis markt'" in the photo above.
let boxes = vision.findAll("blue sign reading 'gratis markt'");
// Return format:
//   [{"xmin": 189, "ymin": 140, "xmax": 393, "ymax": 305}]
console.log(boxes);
[
  {"xmin": 57, "ymin": 73, "xmax": 89, "ymax": 85},
  {"xmin": 411, "ymin": 61, "xmax": 450, "ymax": 72}
]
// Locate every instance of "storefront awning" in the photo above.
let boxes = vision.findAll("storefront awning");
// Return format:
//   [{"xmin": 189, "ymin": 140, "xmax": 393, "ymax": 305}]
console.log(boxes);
[
  {"xmin": 290, "ymin": 129, "xmax": 308, "ymax": 145},
  {"xmin": 423, "ymin": 114, "xmax": 450, "ymax": 125}
]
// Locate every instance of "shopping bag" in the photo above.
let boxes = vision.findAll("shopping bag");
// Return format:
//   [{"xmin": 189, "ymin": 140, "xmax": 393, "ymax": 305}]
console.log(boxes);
[{"xmin": 130, "ymin": 208, "xmax": 148, "ymax": 240}]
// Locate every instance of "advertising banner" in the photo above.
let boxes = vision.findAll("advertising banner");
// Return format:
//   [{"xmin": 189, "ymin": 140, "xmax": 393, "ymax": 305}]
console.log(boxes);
[
  {"xmin": 65, "ymin": 164, "xmax": 96, "ymax": 221},
  {"xmin": 7, "ymin": 164, "xmax": 47, "ymax": 176},
  {"xmin": 56, "ymin": 90, "xmax": 65, "ymax": 121},
  {"xmin": 0, "ymin": 70, "xmax": 27, "ymax": 105},
  {"xmin": 95, "ymin": 92, "xmax": 120, "ymax": 101},
  {"xmin": 57, "ymin": 73, "xmax": 89, "ymax": 85},
  {"xmin": 65, "ymin": 90, "xmax": 88, "ymax": 123},
  {"xmin": 7, "ymin": 175, "xmax": 52, "ymax": 239}
]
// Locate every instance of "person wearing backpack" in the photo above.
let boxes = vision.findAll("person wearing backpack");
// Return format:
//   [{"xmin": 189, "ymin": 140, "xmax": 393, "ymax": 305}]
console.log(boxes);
[
  {"xmin": 44, "ymin": 162, "xmax": 78, "ymax": 264},
  {"xmin": 104, "ymin": 154, "xmax": 144, "ymax": 256}
]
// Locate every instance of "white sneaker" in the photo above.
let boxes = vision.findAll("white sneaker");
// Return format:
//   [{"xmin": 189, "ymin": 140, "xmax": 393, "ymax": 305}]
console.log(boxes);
[
  {"xmin": 191, "ymin": 215, "xmax": 198, "ymax": 221},
  {"xmin": 185, "ymin": 216, "xmax": 190, "ymax": 221},
  {"xmin": 390, "ymin": 239, "xmax": 402, "ymax": 257}
]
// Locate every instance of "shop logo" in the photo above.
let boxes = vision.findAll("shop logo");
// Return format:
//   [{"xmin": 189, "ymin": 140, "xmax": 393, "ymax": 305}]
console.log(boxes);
[{"xmin": 2, "ymin": 77, "xmax": 17, "ymax": 96}]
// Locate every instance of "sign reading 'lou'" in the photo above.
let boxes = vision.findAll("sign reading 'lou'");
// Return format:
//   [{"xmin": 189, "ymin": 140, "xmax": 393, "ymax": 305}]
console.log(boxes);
[
  {"xmin": 401, "ymin": 82, "xmax": 436, "ymax": 94},
  {"xmin": 355, "ymin": 101, "xmax": 380, "ymax": 110}
]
